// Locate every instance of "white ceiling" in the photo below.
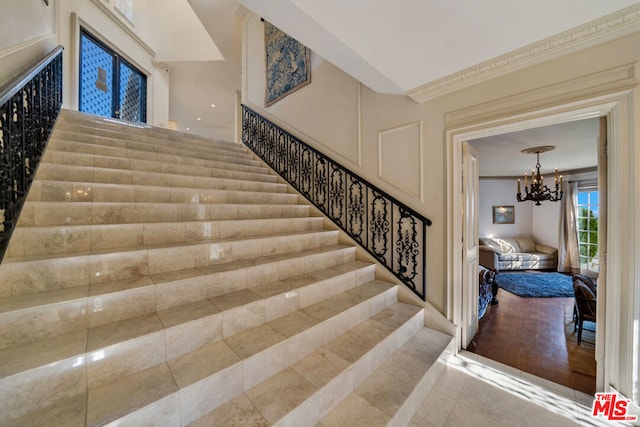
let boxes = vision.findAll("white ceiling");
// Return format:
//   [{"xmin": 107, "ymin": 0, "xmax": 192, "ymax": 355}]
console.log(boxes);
[
  {"xmin": 234, "ymin": 0, "xmax": 640, "ymax": 94},
  {"xmin": 470, "ymin": 118, "xmax": 600, "ymax": 177},
  {"xmin": 162, "ymin": 1, "xmax": 636, "ymax": 150}
]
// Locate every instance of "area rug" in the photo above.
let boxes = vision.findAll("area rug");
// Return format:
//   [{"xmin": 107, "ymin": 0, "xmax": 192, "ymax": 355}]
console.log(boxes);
[
  {"xmin": 564, "ymin": 305, "xmax": 596, "ymax": 377},
  {"xmin": 496, "ymin": 272, "xmax": 574, "ymax": 298}
]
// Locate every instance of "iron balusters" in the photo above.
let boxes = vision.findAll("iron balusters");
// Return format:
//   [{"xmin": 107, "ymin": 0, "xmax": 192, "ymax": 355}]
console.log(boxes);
[
  {"xmin": 0, "ymin": 46, "xmax": 63, "ymax": 263},
  {"xmin": 242, "ymin": 105, "xmax": 432, "ymax": 301}
]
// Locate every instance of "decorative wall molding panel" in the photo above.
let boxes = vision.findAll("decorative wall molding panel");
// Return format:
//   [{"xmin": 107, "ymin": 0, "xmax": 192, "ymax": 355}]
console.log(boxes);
[{"xmin": 378, "ymin": 121, "xmax": 423, "ymax": 201}]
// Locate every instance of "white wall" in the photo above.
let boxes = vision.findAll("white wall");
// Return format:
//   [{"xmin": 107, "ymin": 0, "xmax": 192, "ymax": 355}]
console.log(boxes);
[
  {"xmin": 0, "ymin": 0, "xmax": 171, "ymax": 128},
  {"xmin": 0, "ymin": 0, "xmax": 58, "ymax": 88},
  {"xmin": 242, "ymin": 13, "xmax": 640, "ymax": 317},
  {"xmin": 531, "ymin": 199, "xmax": 561, "ymax": 249},
  {"xmin": 477, "ymin": 178, "xmax": 562, "ymax": 249},
  {"xmin": 56, "ymin": 0, "xmax": 170, "ymax": 128},
  {"xmin": 478, "ymin": 179, "xmax": 532, "ymax": 238}
]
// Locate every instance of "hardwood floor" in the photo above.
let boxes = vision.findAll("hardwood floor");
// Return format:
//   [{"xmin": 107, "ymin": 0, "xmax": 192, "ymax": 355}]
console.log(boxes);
[{"xmin": 468, "ymin": 287, "xmax": 596, "ymax": 395}]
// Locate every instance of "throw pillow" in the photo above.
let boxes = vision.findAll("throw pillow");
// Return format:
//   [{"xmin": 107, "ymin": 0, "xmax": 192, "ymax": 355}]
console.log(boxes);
[{"xmin": 517, "ymin": 237, "xmax": 536, "ymax": 252}]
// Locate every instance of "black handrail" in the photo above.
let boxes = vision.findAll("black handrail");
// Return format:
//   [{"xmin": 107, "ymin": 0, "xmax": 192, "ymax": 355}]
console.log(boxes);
[
  {"xmin": 242, "ymin": 105, "xmax": 432, "ymax": 301},
  {"xmin": 0, "ymin": 45, "xmax": 63, "ymax": 263}
]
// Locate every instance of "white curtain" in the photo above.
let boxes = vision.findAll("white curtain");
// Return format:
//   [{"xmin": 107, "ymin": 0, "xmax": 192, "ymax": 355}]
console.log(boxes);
[{"xmin": 558, "ymin": 181, "xmax": 580, "ymax": 273}]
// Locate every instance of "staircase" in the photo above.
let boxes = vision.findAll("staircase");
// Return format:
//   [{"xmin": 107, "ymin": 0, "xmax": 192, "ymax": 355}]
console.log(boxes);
[{"xmin": 0, "ymin": 110, "xmax": 453, "ymax": 426}]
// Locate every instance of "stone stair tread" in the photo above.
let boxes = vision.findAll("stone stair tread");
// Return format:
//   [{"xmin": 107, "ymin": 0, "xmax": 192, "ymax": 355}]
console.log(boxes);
[
  {"xmin": 45, "ymin": 149, "xmax": 279, "ymax": 182},
  {"xmin": 38, "ymin": 162, "xmax": 286, "ymax": 192},
  {"xmin": 321, "ymin": 328, "xmax": 452, "ymax": 426},
  {"xmin": 3, "ymin": 228, "xmax": 337, "ymax": 264},
  {"xmin": 167, "ymin": 340, "xmax": 241, "ymax": 389},
  {"xmin": 48, "ymin": 134, "xmax": 262, "ymax": 169},
  {"xmin": 18, "ymin": 201, "xmax": 311, "ymax": 227},
  {"xmin": 54, "ymin": 119, "xmax": 248, "ymax": 154},
  {"xmin": 48, "ymin": 139, "xmax": 259, "ymax": 169},
  {"xmin": 0, "ymin": 257, "xmax": 371, "ymax": 379},
  {"xmin": 32, "ymin": 179, "xmax": 296, "ymax": 200},
  {"xmin": 188, "ymin": 301, "xmax": 422, "ymax": 426},
  {"xmin": 86, "ymin": 362, "xmax": 178, "ymax": 427},
  {"xmin": 87, "ymin": 312, "xmax": 165, "ymax": 351},
  {"xmin": 0, "ymin": 285, "xmax": 89, "ymax": 313},
  {"xmin": 3, "ymin": 393, "xmax": 87, "ymax": 427},
  {"xmin": 51, "ymin": 131, "xmax": 251, "ymax": 159},
  {"xmin": 13, "ymin": 216, "xmax": 320, "ymax": 234},
  {"xmin": 8, "ymin": 216, "xmax": 325, "ymax": 258},
  {"xmin": 50, "ymin": 126, "xmax": 254, "ymax": 156},
  {"xmin": 0, "ymin": 330, "xmax": 87, "ymax": 379},
  {"xmin": 82, "ymin": 281, "xmax": 400, "ymax": 426},
  {"xmin": 0, "ymin": 246, "xmax": 357, "ymax": 345}
]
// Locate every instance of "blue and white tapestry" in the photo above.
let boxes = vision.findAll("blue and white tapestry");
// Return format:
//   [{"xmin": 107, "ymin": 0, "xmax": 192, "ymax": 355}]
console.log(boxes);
[{"xmin": 264, "ymin": 22, "xmax": 311, "ymax": 107}]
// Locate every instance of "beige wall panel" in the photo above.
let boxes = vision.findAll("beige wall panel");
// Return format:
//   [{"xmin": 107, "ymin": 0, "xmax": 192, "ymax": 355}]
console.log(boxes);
[
  {"xmin": 0, "ymin": 0, "xmax": 57, "ymax": 87},
  {"xmin": 378, "ymin": 122, "xmax": 423, "ymax": 200}
]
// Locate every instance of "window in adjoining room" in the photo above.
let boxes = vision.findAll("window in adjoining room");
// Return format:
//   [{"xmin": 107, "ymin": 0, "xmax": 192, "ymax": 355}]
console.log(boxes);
[{"xmin": 576, "ymin": 188, "xmax": 598, "ymax": 273}]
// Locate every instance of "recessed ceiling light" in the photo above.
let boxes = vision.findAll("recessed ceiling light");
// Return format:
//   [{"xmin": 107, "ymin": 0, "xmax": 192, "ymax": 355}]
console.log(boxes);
[
  {"xmin": 197, "ymin": 117, "xmax": 201, "ymax": 121},
  {"xmin": 186, "ymin": 127, "xmax": 190, "ymax": 131},
  {"xmin": 210, "ymin": 104, "xmax": 216, "ymax": 108}
]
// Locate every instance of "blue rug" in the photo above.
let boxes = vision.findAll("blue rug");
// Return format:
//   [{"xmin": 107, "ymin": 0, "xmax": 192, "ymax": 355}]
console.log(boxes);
[{"xmin": 496, "ymin": 272, "xmax": 574, "ymax": 298}]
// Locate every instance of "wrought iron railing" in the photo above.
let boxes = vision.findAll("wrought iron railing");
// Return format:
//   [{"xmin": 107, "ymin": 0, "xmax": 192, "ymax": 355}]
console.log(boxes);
[
  {"xmin": 242, "ymin": 105, "xmax": 432, "ymax": 301},
  {"xmin": 0, "ymin": 46, "xmax": 63, "ymax": 263}
]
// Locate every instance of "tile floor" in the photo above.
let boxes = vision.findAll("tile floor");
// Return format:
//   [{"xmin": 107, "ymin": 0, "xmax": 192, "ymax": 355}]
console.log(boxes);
[
  {"xmin": 468, "ymin": 288, "xmax": 596, "ymax": 395},
  {"xmin": 410, "ymin": 353, "xmax": 628, "ymax": 427}
]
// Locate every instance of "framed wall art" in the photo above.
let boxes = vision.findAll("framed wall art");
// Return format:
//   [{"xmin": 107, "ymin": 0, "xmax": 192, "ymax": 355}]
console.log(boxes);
[
  {"xmin": 264, "ymin": 21, "xmax": 311, "ymax": 107},
  {"xmin": 493, "ymin": 205, "xmax": 515, "ymax": 224}
]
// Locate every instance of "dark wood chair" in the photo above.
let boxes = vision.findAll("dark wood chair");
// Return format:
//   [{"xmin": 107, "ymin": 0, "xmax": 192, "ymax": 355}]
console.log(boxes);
[{"xmin": 573, "ymin": 275, "xmax": 597, "ymax": 344}]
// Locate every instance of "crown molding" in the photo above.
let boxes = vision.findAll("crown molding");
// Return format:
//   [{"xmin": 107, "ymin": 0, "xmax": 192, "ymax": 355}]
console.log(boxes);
[{"xmin": 407, "ymin": 3, "xmax": 640, "ymax": 103}]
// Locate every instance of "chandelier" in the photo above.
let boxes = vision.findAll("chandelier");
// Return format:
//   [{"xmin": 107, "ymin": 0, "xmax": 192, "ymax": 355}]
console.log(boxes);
[{"xmin": 516, "ymin": 146, "xmax": 563, "ymax": 205}]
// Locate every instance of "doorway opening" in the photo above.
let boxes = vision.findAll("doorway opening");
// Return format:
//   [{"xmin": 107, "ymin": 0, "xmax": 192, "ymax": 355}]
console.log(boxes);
[
  {"xmin": 445, "ymin": 88, "xmax": 631, "ymax": 398},
  {"xmin": 464, "ymin": 118, "xmax": 602, "ymax": 395},
  {"xmin": 79, "ymin": 28, "xmax": 147, "ymax": 123}
]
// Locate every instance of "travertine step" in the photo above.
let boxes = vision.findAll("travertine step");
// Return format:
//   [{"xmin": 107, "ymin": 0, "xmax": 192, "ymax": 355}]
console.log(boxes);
[
  {"xmin": 0, "ymin": 229, "xmax": 342, "ymax": 298},
  {"xmin": 0, "ymin": 260, "xmax": 377, "ymax": 394},
  {"xmin": 42, "ymin": 149, "xmax": 279, "ymax": 183},
  {"xmin": 17, "ymin": 201, "xmax": 312, "ymax": 227},
  {"xmin": 7, "ymin": 216, "xmax": 324, "ymax": 257},
  {"xmin": 0, "ymin": 279, "xmax": 398, "ymax": 426},
  {"xmin": 86, "ymin": 292, "xmax": 409, "ymax": 427},
  {"xmin": 0, "ymin": 250, "xmax": 367, "ymax": 352},
  {"xmin": 51, "ymin": 123, "xmax": 249, "ymax": 153},
  {"xmin": 48, "ymin": 132, "xmax": 262, "ymax": 170},
  {"xmin": 47, "ymin": 137, "xmax": 269, "ymax": 175},
  {"xmin": 319, "ymin": 328, "xmax": 453, "ymax": 427},
  {"xmin": 56, "ymin": 111, "xmax": 246, "ymax": 153},
  {"xmin": 189, "ymin": 302, "xmax": 435, "ymax": 427},
  {"xmin": 55, "ymin": 111, "xmax": 246, "ymax": 144},
  {"xmin": 0, "ymin": 110, "xmax": 453, "ymax": 426},
  {"xmin": 26, "ymin": 180, "xmax": 298, "ymax": 205},
  {"xmin": 35, "ymin": 163, "xmax": 288, "ymax": 194}
]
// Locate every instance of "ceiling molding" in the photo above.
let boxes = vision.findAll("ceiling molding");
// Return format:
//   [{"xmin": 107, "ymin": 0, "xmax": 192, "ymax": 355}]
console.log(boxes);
[{"xmin": 407, "ymin": 3, "xmax": 640, "ymax": 103}]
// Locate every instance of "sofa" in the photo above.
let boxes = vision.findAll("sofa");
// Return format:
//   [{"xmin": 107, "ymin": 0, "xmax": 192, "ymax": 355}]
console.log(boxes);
[{"xmin": 479, "ymin": 236, "xmax": 557, "ymax": 271}]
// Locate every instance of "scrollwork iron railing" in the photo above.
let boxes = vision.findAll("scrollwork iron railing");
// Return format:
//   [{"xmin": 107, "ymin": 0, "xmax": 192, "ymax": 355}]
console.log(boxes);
[
  {"xmin": 242, "ymin": 105, "xmax": 432, "ymax": 301},
  {"xmin": 0, "ymin": 46, "xmax": 63, "ymax": 263}
]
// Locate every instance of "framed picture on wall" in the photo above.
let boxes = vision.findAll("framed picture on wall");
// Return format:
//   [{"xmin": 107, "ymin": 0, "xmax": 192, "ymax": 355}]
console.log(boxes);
[{"xmin": 493, "ymin": 205, "xmax": 515, "ymax": 224}]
